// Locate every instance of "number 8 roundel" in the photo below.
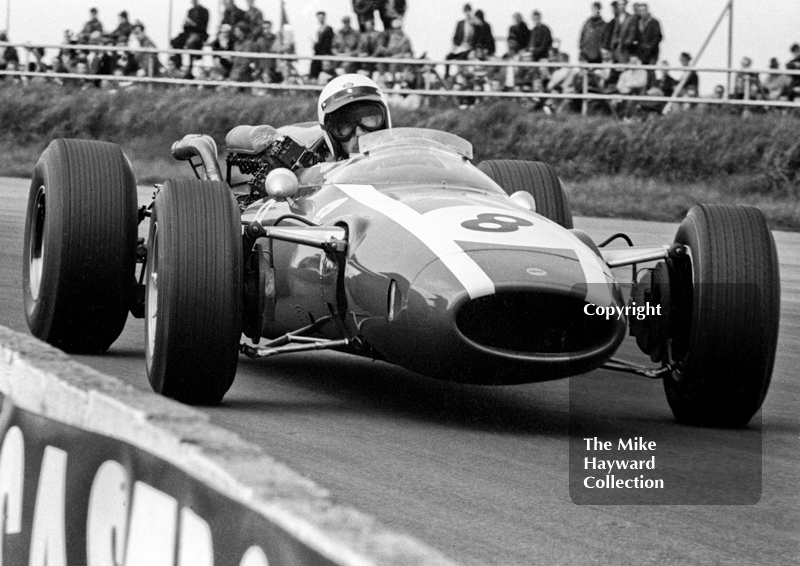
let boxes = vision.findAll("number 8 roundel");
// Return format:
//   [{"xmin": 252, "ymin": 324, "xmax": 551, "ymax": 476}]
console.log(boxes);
[{"xmin": 461, "ymin": 213, "xmax": 533, "ymax": 233}]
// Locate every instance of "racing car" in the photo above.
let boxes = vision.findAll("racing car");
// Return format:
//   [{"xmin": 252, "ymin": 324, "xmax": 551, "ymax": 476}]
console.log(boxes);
[{"xmin": 22, "ymin": 124, "xmax": 779, "ymax": 428}]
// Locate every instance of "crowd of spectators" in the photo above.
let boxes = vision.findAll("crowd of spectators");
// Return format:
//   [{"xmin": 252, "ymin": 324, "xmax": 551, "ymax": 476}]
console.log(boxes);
[
  {"xmin": 0, "ymin": 0, "xmax": 798, "ymax": 117},
  {"xmin": 441, "ymin": 1, "xmax": 799, "ymax": 116}
]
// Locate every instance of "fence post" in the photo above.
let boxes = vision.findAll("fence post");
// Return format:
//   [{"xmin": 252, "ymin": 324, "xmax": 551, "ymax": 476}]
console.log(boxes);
[{"xmin": 582, "ymin": 70, "xmax": 588, "ymax": 116}]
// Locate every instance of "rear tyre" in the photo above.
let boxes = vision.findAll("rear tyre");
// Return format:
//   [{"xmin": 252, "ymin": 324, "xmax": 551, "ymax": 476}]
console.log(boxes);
[
  {"xmin": 664, "ymin": 204, "xmax": 780, "ymax": 427},
  {"xmin": 478, "ymin": 159, "xmax": 573, "ymax": 228},
  {"xmin": 145, "ymin": 179, "xmax": 243, "ymax": 405},
  {"xmin": 22, "ymin": 139, "xmax": 138, "ymax": 353}
]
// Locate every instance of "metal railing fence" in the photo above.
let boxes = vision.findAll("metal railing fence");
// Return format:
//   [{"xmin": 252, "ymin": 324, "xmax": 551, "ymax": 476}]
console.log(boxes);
[{"xmin": 2, "ymin": 41, "xmax": 799, "ymax": 113}]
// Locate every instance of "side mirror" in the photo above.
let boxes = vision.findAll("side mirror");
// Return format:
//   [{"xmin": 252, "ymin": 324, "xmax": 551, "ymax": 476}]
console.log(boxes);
[{"xmin": 264, "ymin": 168, "xmax": 299, "ymax": 201}]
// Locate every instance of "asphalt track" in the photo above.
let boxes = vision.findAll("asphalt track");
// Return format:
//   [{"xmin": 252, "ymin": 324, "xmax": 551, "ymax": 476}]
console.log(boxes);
[{"xmin": 1, "ymin": 176, "xmax": 797, "ymax": 565}]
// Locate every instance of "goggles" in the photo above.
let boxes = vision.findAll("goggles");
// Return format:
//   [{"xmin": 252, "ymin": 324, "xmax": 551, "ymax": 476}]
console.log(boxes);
[{"xmin": 326, "ymin": 103, "xmax": 387, "ymax": 141}]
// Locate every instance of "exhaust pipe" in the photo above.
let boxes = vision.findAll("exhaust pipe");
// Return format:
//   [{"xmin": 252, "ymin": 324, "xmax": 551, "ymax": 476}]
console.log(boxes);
[{"xmin": 171, "ymin": 134, "xmax": 224, "ymax": 182}]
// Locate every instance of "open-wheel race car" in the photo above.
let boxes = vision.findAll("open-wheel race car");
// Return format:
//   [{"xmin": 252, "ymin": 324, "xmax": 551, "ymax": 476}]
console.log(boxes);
[{"xmin": 23, "ymin": 122, "xmax": 780, "ymax": 427}]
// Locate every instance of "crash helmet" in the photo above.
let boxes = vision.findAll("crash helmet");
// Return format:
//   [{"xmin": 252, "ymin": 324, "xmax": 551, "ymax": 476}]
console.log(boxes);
[{"xmin": 317, "ymin": 73, "xmax": 391, "ymax": 159}]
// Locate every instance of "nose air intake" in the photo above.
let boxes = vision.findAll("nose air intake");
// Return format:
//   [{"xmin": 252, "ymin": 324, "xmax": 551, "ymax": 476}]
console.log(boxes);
[{"xmin": 456, "ymin": 291, "xmax": 619, "ymax": 355}]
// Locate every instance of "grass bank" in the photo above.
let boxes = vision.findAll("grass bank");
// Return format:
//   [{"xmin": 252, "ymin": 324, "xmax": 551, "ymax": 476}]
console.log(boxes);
[{"xmin": 2, "ymin": 84, "xmax": 799, "ymax": 230}]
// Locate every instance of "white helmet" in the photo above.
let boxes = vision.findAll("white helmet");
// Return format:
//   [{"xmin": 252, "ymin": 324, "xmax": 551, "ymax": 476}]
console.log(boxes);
[{"xmin": 318, "ymin": 74, "xmax": 391, "ymax": 159}]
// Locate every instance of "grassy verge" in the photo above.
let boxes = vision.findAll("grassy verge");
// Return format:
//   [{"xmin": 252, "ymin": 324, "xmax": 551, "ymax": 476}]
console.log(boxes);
[{"xmin": 2, "ymin": 84, "xmax": 798, "ymax": 230}]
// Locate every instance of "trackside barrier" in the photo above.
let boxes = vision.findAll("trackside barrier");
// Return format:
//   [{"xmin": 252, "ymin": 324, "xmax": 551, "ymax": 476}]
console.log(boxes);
[
  {"xmin": 2, "ymin": 41, "xmax": 800, "ymax": 109},
  {"xmin": 0, "ymin": 325, "xmax": 458, "ymax": 566}
]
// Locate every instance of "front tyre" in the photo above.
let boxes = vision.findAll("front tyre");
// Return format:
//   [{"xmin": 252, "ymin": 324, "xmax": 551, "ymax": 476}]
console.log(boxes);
[
  {"xmin": 477, "ymin": 159, "xmax": 573, "ymax": 228},
  {"xmin": 664, "ymin": 204, "xmax": 780, "ymax": 427},
  {"xmin": 145, "ymin": 179, "xmax": 243, "ymax": 405},
  {"xmin": 22, "ymin": 139, "xmax": 137, "ymax": 353}
]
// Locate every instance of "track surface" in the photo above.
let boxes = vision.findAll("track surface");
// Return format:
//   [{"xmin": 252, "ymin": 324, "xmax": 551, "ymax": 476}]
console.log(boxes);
[{"xmin": 1, "ymin": 177, "xmax": 797, "ymax": 565}]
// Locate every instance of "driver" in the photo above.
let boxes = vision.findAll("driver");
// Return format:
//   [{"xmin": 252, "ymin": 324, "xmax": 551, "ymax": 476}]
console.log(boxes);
[{"xmin": 318, "ymin": 73, "xmax": 392, "ymax": 160}]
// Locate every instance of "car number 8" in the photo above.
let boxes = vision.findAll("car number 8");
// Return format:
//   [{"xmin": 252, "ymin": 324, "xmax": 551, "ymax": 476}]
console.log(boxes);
[{"xmin": 461, "ymin": 213, "xmax": 533, "ymax": 233}]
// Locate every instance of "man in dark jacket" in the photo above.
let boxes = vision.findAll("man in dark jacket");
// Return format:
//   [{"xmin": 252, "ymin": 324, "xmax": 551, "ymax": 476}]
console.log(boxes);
[
  {"xmin": 79, "ymin": 8, "xmax": 104, "ymax": 44},
  {"xmin": 507, "ymin": 13, "xmax": 530, "ymax": 56},
  {"xmin": 310, "ymin": 11, "xmax": 334, "ymax": 81},
  {"xmin": 604, "ymin": 0, "xmax": 635, "ymax": 63},
  {"xmin": 110, "ymin": 11, "xmax": 133, "ymax": 43},
  {"xmin": 170, "ymin": 0, "xmax": 210, "ymax": 75},
  {"xmin": 472, "ymin": 10, "xmax": 495, "ymax": 57},
  {"xmin": 633, "ymin": 3, "xmax": 662, "ymax": 65},
  {"xmin": 221, "ymin": 0, "xmax": 247, "ymax": 29},
  {"xmin": 579, "ymin": 2, "xmax": 606, "ymax": 64},
  {"xmin": 445, "ymin": 4, "xmax": 474, "ymax": 79},
  {"xmin": 353, "ymin": 0, "xmax": 379, "ymax": 32},
  {"xmin": 529, "ymin": 10, "xmax": 552, "ymax": 62}
]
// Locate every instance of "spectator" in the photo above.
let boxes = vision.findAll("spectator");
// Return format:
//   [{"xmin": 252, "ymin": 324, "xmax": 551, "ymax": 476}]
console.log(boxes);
[
  {"xmin": 604, "ymin": 0, "xmax": 635, "ymax": 63},
  {"xmin": 579, "ymin": 2, "xmax": 605, "ymax": 64},
  {"xmin": 79, "ymin": 8, "xmax": 104, "ymax": 44},
  {"xmin": 507, "ymin": 13, "xmax": 530, "ymax": 58},
  {"xmin": 25, "ymin": 47, "xmax": 48, "ymax": 73},
  {"xmin": 333, "ymin": 16, "xmax": 360, "ymax": 74},
  {"xmin": 615, "ymin": 55, "xmax": 647, "ymax": 94},
  {"xmin": 653, "ymin": 59, "xmax": 677, "ymax": 96},
  {"xmin": 247, "ymin": 21, "xmax": 272, "ymax": 81},
  {"xmin": 633, "ymin": 3, "xmax": 662, "ymax": 65},
  {"xmin": 210, "ymin": 24, "xmax": 235, "ymax": 78},
  {"xmin": 356, "ymin": 19, "xmax": 381, "ymax": 76},
  {"xmin": 273, "ymin": 23, "xmax": 297, "ymax": 82},
  {"xmin": 472, "ymin": 10, "xmax": 495, "ymax": 58},
  {"xmin": 131, "ymin": 22, "xmax": 160, "ymax": 77},
  {"xmin": 596, "ymin": 48, "xmax": 620, "ymax": 90},
  {"xmin": 110, "ymin": 11, "xmax": 133, "ymax": 44},
  {"xmin": 547, "ymin": 52, "xmax": 580, "ymax": 112},
  {"xmin": 764, "ymin": 57, "xmax": 791, "ymax": 101},
  {"xmin": 0, "ymin": 31, "xmax": 20, "ymax": 71},
  {"xmin": 674, "ymin": 52, "xmax": 698, "ymax": 96},
  {"xmin": 229, "ymin": 22, "xmax": 255, "ymax": 82},
  {"xmin": 610, "ymin": 54, "xmax": 648, "ymax": 117},
  {"xmin": 445, "ymin": 4, "xmax": 474, "ymax": 79},
  {"xmin": 701, "ymin": 84, "xmax": 731, "ymax": 115},
  {"xmin": 733, "ymin": 57, "xmax": 763, "ymax": 100},
  {"xmin": 379, "ymin": 0, "xmax": 408, "ymax": 33},
  {"xmin": 244, "ymin": 0, "xmax": 264, "ymax": 32},
  {"xmin": 163, "ymin": 58, "xmax": 184, "ymax": 81},
  {"xmin": 89, "ymin": 35, "xmax": 118, "ymax": 82},
  {"xmin": 170, "ymin": 0, "xmax": 210, "ymax": 76},
  {"xmin": 787, "ymin": 43, "xmax": 800, "ymax": 100},
  {"xmin": 529, "ymin": 77, "xmax": 552, "ymax": 114},
  {"xmin": 529, "ymin": 10, "xmax": 552, "ymax": 62},
  {"xmin": 374, "ymin": 18, "xmax": 413, "ymax": 81},
  {"xmin": 221, "ymin": 0, "xmax": 247, "ymax": 30},
  {"xmin": 72, "ymin": 59, "xmax": 93, "ymax": 89},
  {"xmin": 116, "ymin": 44, "xmax": 140, "ymax": 77},
  {"xmin": 258, "ymin": 21, "xmax": 279, "ymax": 81},
  {"xmin": 353, "ymin": 0, "xmax": 378, "ymax": 32},
  {"xmin": 310, "ymin": 11, "xmax": 334, "ymax": 82}
]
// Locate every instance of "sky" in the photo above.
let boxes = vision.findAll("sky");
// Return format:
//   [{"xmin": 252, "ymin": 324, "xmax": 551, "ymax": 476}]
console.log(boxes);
[{"xmin": 3, "ymin": 1, "xmax": 799, "ymax": 95}]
